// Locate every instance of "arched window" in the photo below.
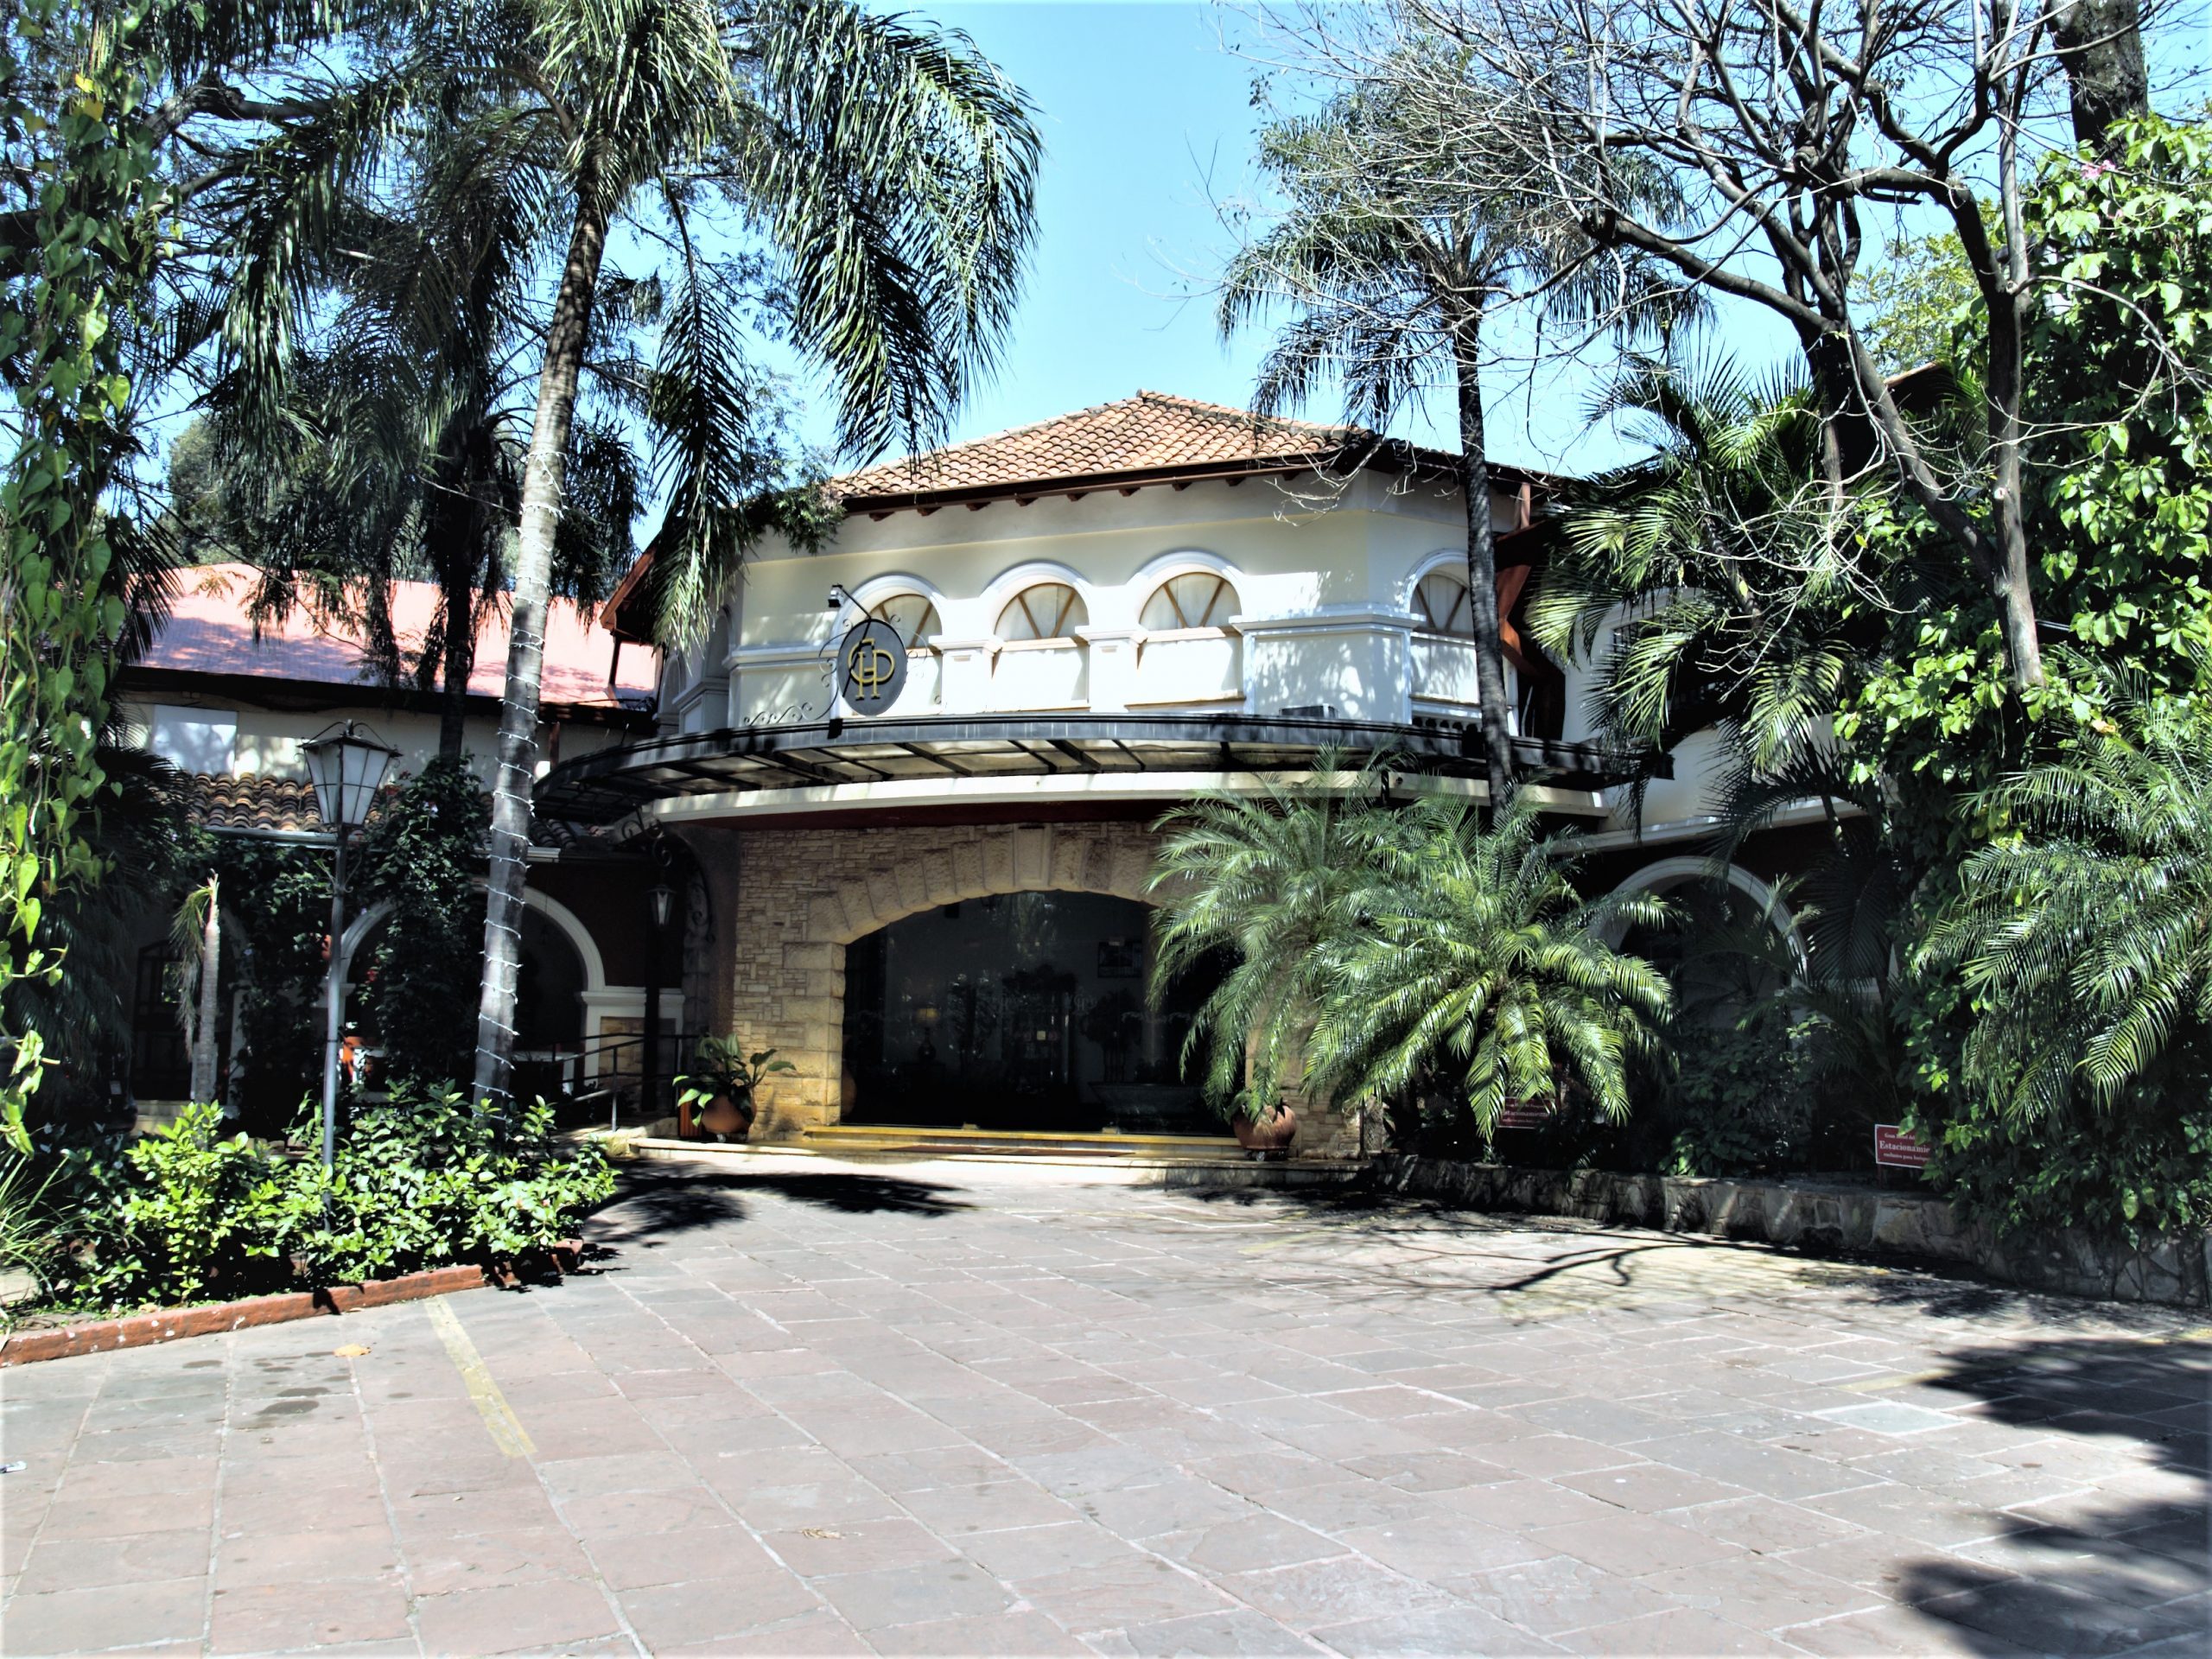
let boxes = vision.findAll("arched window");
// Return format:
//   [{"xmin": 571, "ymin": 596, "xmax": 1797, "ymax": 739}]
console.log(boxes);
[
  {"xmin": 1140, "ymin": 572, "xmax": 1238, "ymax": 632},
  {"xmin": 1413, "ymin": 570, "xmax": 1473, "ymax": 635},
  {"xmin": 996, "ymin": 582, "xmax": 1086, "ymax": 642},
  {"xmin": 865, "ymin": 592, "xmax": 941, "ymax": 651}
]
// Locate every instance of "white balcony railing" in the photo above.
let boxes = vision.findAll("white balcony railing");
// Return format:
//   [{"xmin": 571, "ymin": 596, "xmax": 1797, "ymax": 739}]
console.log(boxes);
[
  {"xmin": 990, "ymin": 639, "xmax": 1088, "ymax": 710},
  {"xmin": 1130, "ymin": 629, "xmax": 1241, "ymax": 707}
]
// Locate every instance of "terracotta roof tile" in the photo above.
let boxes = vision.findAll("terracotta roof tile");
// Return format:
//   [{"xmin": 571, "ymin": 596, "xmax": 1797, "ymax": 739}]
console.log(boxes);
[
  {"xmin": 835, "ymin": 391, "xmax": 1363, "ymax": 500},
  {"xmin": 143, "ymin": 564, "xmax": 658, "ymax": 708},
  {"xmin": 175, "ymin": 772, "xmax": 327, "ymax": 835}
]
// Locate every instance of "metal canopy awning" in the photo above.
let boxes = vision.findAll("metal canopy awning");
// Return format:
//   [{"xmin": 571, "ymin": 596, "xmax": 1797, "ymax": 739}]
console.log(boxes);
[{"xmin": 534, "ymin": 713, "xmax": 1663, "ymax": 834}]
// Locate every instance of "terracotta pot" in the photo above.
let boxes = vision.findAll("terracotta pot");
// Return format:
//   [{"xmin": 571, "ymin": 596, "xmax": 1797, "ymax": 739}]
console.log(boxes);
[
  {"xmin": 1233, "ymin": 1103, "xmax": 1298, "ymax": 1156},
  {"xmin": 698, "ymin": 1092, "xmax": 754, "ymax": 1141}
]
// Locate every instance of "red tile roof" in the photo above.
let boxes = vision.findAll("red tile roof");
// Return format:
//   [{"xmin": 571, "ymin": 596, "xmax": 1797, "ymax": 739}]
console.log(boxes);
[
  {"xmin": 174, "ymin": 772, "xmax": 327, "ymax": 836},
  {"xmin": 141, "ymin": 564, "xmax": 657, "ymax": 708},
  {"xmin": 835, "ymin": 391, "xmax": 1367, "ymax": 500}
]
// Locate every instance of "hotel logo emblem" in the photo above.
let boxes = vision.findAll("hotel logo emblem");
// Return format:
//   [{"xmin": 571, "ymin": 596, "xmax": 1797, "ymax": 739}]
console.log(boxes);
[{"xmin": 836, "ymin": 618, "xmax": 907, "ymax": 715}]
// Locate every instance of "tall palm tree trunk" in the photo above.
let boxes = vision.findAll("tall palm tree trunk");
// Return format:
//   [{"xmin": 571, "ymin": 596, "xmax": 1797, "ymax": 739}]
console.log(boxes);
[
  {"xmin": 188, "ymin": 877, "xmax": 221, "ymax": 1103},
  {"xmin": 1453, "ymin": 326, "xmax": 1516, "ymax": 807},
  {"xmin": 472, "ymin": 197, "xmax": 610, "ymax": 1107}
]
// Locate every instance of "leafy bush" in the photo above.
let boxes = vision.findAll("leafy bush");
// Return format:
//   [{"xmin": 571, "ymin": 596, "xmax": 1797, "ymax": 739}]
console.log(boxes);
[
  {"xmin": 50, "ymin": 1105, "xmax": 288, "ymax": 1306},
  {"xmin": 1912, "ymin": 1076, "xmax": 2212, "ymax": 1242},
  {"xmin": 280, "ymin": 1086, "xmax": 615, "ymax": 1283},
  {"xmin": 1655, "ymin": 1012, "xmax": 1814, "ymax": 1178},
  {"xmin": 35, "ymin": 1089, "xmax": 614, "ymax": 1313}
]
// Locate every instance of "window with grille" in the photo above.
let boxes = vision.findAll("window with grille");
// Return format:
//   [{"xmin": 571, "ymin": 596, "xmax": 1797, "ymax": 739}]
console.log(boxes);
[
  {"xmin": 865, "ymin": 592, "xmax": 942, "ymax": 650},
  {"xmin": 995, "ymin": 583, "xmax": 1086, "ymax": 641},
  {"xmin": 1140, "ymin": 572, "xmax": 1238, "ymax": 632},
  {"xmin": 1413, "ymin": 571, "xmax": 1473, "ymax": 635}
]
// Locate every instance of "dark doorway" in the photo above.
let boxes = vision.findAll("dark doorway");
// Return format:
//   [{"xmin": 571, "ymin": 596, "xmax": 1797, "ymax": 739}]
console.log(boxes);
[{"xmin": 841, "ymin": 892, "xmax": 1225, "ymax": 1134}]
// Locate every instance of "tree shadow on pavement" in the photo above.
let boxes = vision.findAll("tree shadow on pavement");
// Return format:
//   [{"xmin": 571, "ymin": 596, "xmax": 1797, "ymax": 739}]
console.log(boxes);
[
  {"xmin": 1891, "ymin": 1334, "xmax": 2209, "ymax": 1656},
  {"xmin": 589, "ymin": 1164, "xmax": 972, "ymax": 1248}
]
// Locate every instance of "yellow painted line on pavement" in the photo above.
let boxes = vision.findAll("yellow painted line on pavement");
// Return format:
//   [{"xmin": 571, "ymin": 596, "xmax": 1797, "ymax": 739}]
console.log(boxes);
[{"xmin": 425, "ymin": 1296, "xmax": 536, "ymax": 1459}]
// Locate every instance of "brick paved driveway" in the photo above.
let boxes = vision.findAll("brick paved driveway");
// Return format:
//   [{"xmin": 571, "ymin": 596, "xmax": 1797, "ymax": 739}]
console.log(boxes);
[{"xmin": 3, "ymin": 1160, "xmax": 2206, "ymax": 1657}]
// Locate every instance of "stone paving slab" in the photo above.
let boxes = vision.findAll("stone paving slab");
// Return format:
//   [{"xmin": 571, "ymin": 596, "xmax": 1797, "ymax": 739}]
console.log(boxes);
[{"xmin": 2, "ymin": 1160, "xmax": 2206, "ymax": 1656}]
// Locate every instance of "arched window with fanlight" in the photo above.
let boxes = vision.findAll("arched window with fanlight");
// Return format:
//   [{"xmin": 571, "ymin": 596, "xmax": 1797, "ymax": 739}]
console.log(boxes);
[
  {"xmin": 1412, "ymin": 569, "xmax": 1473, "ymax": 636},
  {"xmin": 1140, "ymin": 571, "xmax": 1237, "ymax": 632},
  {"xmin": 865, "ymin": 591, "xmax": 942, "ymax": 651},
  {"xmin": 1134, "ymin": 569, "xmax": 1243, "ymax": 707},
  {"xmin": 1408, "ymin": 564, "xmax": 1485, "ymax": 710},
  {"xmin": 995, "ymin": 582, "xmax": 1086, "ymax": 642},
  {"xmin": 991, "ymin": 582, "xmax": 1090, "ymax": 709}
]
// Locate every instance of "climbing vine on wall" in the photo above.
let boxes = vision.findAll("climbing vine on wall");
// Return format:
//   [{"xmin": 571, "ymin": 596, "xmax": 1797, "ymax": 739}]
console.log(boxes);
[{"xmin": 1, "ymin": 1, "xmax": 165, "ymax": 1147}]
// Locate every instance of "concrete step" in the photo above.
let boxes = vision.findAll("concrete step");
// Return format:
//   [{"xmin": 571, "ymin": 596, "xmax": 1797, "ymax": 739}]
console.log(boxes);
[{"xmin": 800, "ymin": 1123, "xmax": 1249, "ymax": 1161}]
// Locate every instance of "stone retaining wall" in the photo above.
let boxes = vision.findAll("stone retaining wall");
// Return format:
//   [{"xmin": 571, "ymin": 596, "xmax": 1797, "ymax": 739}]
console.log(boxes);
[{"xmin": 1366, "ymin": 1156, "xmax": 2212, "ymax": 1309}]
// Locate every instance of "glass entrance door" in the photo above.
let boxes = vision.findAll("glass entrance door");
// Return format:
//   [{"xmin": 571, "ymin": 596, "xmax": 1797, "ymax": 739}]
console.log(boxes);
[{"xmin": 841, "ymin": 891, "xmax": 1223, "ymax": 1135}]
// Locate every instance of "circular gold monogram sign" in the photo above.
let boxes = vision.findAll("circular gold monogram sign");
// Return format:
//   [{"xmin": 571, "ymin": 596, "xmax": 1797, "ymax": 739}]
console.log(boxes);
[{"xmin": 836, "ymin": 618, "xmax": 907, "ymax": 715}]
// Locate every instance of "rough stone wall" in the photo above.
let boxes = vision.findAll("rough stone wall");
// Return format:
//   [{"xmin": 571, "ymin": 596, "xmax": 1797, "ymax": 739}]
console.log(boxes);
[
  {"xmin": 1365, "ymin": 1156, "xmax": 2212, "ymax": 1309},
  {"xmin": 693, "ymin": 817, "xmax": 1358, "ymax": 1155}
]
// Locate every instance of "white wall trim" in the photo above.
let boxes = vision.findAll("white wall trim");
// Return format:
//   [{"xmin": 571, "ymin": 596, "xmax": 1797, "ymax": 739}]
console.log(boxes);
[
  {"xmin": 637, "ymin": 770, "xmax": 1610, "ymax": 828},
  {"xmin": 1230, "ymin": 605, "xmax": 1417, "ymax": 636},
  {"xmin": 978, "ymin": 558, "xmax": 1101, "ymax": 630},
  {"xmin": 337, "ymin": 883, "xmax": 607, "ymax": 994},
  {"xmin": 836, "ymin": 569, "xmax": 948, "ymax": 626},
  {"xmin": 1128, "ymin": 548, "xmax": 1246, "ymax": 626},
  {"xmin": 1599, "ymin": 855, "xmax": 1804, "ymax": 965},
  {"xmin": 1400, "ymin": 547, "xmax": 1475, "ymax": 612}
]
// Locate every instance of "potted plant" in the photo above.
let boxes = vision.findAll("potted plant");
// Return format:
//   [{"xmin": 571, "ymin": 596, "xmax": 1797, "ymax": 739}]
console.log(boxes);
[
  {"xmin": 1230, "ymin": 1088, "xmax": 1298, "ymax": 1158},
  {"xmin": 675, "ymin": 1039, "xmax": 795, "ymax": 1141}
]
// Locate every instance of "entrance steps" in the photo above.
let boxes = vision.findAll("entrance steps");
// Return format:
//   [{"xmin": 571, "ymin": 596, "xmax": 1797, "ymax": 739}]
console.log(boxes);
[
  {"xmin": 799, "ymin": 1124, "xmax": 1251, "ymax": 1162},
  {"xmin": 607, "ymin": 1122, "xmax": 1362, "ymax": 1185}
]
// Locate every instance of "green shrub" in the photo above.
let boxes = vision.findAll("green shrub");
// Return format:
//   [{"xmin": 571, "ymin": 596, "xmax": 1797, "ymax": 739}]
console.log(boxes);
[
  {"xmin": 279, "ymin": 1085, "xmax": 615, "ymax": 1283},
  {"xmin": 1654, "ymin": 1014, "xmax": 1814, "ymax": 1177},
  {"xmin": 1915, "ymin": 1089, "xmax": 2212, "ymax": 1243},
  {"xmin": 355, "ymin": 760, "xmax": 489, "ymax": 1087},
  {"xmin": 54, "ymin": 1104, "xmax": 289, "ymax": 1306},
  {"xmin": 36, "ymin": 1088, "xmax": 615, "ymax": 1313}
]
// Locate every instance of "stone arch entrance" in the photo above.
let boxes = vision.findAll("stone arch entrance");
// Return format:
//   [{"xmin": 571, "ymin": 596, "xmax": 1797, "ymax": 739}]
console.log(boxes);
[{"xmin": 715, "ymin": 823, "xmax": 1162, "ymax": 1138}]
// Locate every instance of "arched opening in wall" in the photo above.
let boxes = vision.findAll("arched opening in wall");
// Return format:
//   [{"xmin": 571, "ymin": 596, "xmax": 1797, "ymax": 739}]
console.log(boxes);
[
  {"xmin": 993, "ymin": 583, "xmax": 1090, "ymax": 710},
  {"xmin": 1412, "ymin": 570, "xmax": 1472, "ymax": 635},
  {"xmin": 129, "ymin": 940, "xmax": 192, "ymax": 1101},
  {"xmin": 343, "ymin": 904, "xmax": 587, "ymax": 1098},
  {"xmin": 512, "ymin": 907, "xmax": 588, "ymax": 1100},
  {"xmin": 839, "ymin": 891, "xmax": 1228, "ymax": 1135},
  {"xmin": 1615, "ymin": 880, "xmax": 1792, "ymax": 1029},
  {"xmin": 1609, "ymin": 865, "xmax": 1814, "ymax": 1174}
]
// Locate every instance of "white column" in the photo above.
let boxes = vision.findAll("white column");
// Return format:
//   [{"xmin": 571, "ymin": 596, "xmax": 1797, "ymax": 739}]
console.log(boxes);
[
  {"xmin": 1076, "ymin": 626, "xmax": 1142, "ymax": 713},
  {"xmin": 932, "ymin": 637, "xmax": 998, "ymax": 715}
]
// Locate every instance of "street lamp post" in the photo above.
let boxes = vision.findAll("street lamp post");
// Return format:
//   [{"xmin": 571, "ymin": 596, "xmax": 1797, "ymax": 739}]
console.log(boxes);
[
  {"xmin": 302, "ymin": 721, "xmax": 398, "ymax": 1169},
  {"xmin": 643, "ymin": 871, "xmax": 676, "ymax": 1126}
]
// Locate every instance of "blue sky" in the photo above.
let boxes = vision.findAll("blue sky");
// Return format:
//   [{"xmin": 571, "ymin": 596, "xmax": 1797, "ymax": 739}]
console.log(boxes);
[{"xmin": 794, "ymin": 2, "xmax": 1656, "ymax": 476}]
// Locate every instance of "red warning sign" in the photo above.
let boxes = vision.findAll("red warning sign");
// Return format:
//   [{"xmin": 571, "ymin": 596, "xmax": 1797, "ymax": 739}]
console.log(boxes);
[{"xmin": 1874, "ymin": 1124, "xmax": 1932, "ymax": 1170}]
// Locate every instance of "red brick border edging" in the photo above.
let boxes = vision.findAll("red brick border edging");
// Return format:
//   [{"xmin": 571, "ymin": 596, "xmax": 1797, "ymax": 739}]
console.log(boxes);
[{"xmin": 0, "ymin": 1243, "xmax": 582, "ymax": 1367}]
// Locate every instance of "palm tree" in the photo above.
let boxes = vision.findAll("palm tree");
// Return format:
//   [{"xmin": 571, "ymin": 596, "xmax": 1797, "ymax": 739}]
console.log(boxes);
[
  {"xmin": 1148, "ymin": 760, "xmax": 1379, "ymax": 1120},
  {"xmin": 1305, "ymin": 797, "xmax": 1671, "ymax": 1132},
  {"xmin": 1526, "ymin": 354, "xmax": 1888, "ymax": 779},
  {"xmin": 1151, "ymin": 765, "xmax": 1671, "ymax": 1134},
  {"xmin": 1528, "ymin": 354, "xmax": 1921, "ymax": 1134},
  {"xmin": 1921, "ymin": 678, "xmax": 2212, "ymax": 1121},
  {"xmin": 1220, "ymin": 57, "xmax": 1682, "ymax": 798},
  {"xmin": 470, "ymin": 0, "xmax": 1036, "ymax": 1104},
  {"xmin": 206, "ymin": 0, "xmax": 1040, "ymax": 1103}
]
